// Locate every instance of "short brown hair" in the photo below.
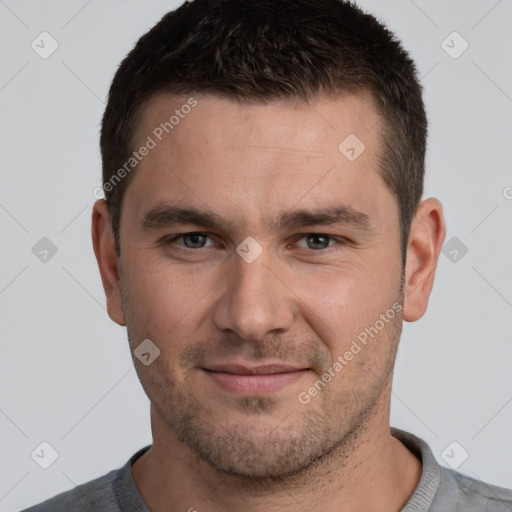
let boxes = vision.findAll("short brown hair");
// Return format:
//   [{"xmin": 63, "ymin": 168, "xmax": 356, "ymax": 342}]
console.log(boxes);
[{"xmin": 100, "ymin": 0, "xmax": 427, "ymax": 265}]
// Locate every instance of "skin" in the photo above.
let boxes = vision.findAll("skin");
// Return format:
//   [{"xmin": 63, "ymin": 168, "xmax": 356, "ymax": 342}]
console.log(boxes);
[{"xmin": 92, "ymin": 91, "xmax": 445, "ymax": 512}]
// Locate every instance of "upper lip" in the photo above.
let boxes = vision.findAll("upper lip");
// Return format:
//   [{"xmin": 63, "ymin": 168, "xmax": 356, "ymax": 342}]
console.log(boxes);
[{"xmin": 204, "ymin": 364, "xmax": 306, "ymax": 375}]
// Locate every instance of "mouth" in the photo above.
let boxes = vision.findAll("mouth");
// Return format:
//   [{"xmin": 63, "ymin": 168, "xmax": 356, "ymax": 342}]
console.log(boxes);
[{"xmin": 202, "ymin": 364, "xmax": 310, "ymax": 395}]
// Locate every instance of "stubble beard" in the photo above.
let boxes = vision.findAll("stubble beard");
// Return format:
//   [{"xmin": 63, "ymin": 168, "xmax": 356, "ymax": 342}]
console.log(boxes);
[{"xmin": 121, "ymin": 279, "xmax": 403, "ymax": 485}]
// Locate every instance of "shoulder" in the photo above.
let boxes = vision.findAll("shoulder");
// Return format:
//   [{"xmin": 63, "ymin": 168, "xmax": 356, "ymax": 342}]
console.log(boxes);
[
  {"xmin": 21, "ymin": 468, "xmax": 119, "ymax": 512},
  {"xmin": 435, "ymin": 466, "xmax": 512, "ymax": 511},
  {"xmin": 390, "ymin": 427, "xmax": 512, "ymax": 512},
  {"xmin": 21, "ymin": 445, "xmax": 151, "ymax": 512}
]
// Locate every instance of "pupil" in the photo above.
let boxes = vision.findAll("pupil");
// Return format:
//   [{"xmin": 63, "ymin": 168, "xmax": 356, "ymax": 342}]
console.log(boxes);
[
  {"xmin": 186, "ymin": 233, "xmax": 205, "ymax": 248},
  {"xmin": 308, "ymin": 234, "xmax": 328, "ymax": 249}
]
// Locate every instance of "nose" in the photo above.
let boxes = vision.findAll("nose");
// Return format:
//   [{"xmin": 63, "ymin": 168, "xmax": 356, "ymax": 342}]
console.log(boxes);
[{"xmin": 213, "ymin": 249, "xmax": 295, "ymax": 342}]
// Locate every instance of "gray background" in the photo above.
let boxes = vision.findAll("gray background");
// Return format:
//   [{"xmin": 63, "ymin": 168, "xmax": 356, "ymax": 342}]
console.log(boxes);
[{"xmin": 1, "ymin": 0, "xmax": 511, "ymax": 510}]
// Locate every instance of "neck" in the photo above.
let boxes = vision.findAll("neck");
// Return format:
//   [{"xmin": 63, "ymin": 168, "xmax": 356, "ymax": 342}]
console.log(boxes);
[{"xmin": 132, "ymin": 395, "xmax": 422, "ymax": 512}]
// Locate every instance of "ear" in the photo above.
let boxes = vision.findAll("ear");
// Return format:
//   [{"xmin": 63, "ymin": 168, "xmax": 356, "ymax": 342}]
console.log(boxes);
[
  {"xmin": 91, "ymin": 199, "xmax": 126, "ymax": 326},
  {"xmin": 402, "ymin": 197, "xmax": 446, "ymax": 322}
]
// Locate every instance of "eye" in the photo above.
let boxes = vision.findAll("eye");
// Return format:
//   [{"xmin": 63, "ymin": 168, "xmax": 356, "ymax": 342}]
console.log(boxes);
[
  {"xmin": 295, "ymin": 233, "xmax": 341, "ymax": 250},
  {"xmin": 163, "ymin": 232, "xmax": 346, "ymax": 253},
  {"xmin": 166, "ymin": 232, "xmax": 216, "ymax": 249}
]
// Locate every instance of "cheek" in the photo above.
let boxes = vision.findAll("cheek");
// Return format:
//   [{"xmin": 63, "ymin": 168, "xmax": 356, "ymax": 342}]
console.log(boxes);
[
  {"xmin": 122, "ymin": 254, "xmax": 213, "ymax": 340},
  {"xmin": 296, "ymin": 255, "xmax": 401, "ymax": 349},
  {"xmin": 123, "ymin": 265, "xmax": 211, "ymax": 381}
]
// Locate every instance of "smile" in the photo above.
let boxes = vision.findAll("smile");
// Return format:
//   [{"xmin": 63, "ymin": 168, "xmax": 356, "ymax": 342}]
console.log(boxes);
[{"xmin": 202, "ymin": 365, "xmax": 309, "ymax": 395}]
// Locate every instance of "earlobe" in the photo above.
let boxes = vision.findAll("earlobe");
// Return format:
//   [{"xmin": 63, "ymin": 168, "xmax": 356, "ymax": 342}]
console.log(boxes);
[
  {"xmin": 91, "ymin": 200, "xmax": 126, "ymax": 326},
  {"xmin": 402, "ymin": 198, "xmax": 446, "ymax": 323}
]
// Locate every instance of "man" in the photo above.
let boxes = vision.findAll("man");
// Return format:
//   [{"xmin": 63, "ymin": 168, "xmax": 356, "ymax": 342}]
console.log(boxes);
[{"xmin": 24, "ymin": 0, "xmax": 512, "ymax": 510}]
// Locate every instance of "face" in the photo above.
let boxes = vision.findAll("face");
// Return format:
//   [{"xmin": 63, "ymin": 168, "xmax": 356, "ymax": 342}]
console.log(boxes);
[{"xmin": 114, "ymin": 92, "xmax": 406, "ymax": 479}]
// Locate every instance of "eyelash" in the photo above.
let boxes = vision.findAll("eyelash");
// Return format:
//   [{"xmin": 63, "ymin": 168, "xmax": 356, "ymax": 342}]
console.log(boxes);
[{"xmin": 163, "ymin": 232, "xmax": 347, "ymax": 253}]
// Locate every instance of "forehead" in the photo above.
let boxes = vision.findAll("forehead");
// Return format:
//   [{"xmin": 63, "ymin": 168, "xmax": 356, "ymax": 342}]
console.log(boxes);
[
  {"xmin": 124, "ymin": 91, "xmax": 394, "ymax": 233},
  {"xmin": 137, "ymin": 90, "xmax": 381, "ymax": 157}
]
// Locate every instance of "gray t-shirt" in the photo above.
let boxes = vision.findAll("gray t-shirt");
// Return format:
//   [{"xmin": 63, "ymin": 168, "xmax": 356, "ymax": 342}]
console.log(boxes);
[{"xmin": 22, "ymin": 427, "xmax": 512, "ymax": 511}]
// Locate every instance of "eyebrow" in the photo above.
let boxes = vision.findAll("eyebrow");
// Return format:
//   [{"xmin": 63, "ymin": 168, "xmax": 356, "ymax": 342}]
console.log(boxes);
[{"xmin": 141, "ymin": 202, "xmax": 372, "ymax": 233}]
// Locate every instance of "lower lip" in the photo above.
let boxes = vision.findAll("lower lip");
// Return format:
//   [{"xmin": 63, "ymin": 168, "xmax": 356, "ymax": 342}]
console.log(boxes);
[{"xmin": 204, "ymin": 369, "xmax": 308, "ymax": 395}]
